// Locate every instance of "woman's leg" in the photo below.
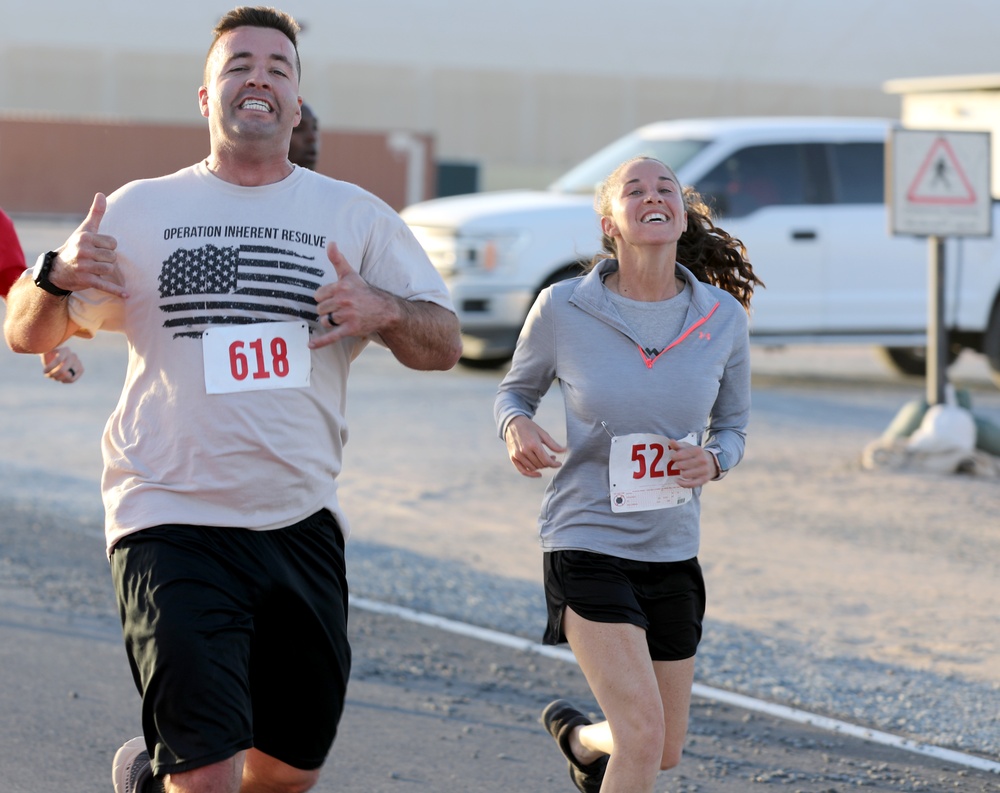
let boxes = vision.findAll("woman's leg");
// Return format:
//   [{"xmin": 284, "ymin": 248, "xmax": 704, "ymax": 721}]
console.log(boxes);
[
  {"xmin": 653, "ymin": 656, "xmax": 696, "ymax": 769},
  {"xmin": 565, "ymin": 657, "xmax": 696, "ymax": 771},
  {"xmin": 563, "ymin": 606, "xmax": 665, "ymax": 793}
]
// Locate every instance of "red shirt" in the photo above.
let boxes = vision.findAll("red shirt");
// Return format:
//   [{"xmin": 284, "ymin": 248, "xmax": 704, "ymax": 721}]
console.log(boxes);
[{"xmin": 0, "ymin": 209, "xmax": 27, "ymax": 299}]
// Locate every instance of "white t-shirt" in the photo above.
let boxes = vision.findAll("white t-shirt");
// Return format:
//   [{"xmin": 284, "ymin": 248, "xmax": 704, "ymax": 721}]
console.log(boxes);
[{"xmin": 69, "ymin": 163, "xmax": 454, "ymax": 553}]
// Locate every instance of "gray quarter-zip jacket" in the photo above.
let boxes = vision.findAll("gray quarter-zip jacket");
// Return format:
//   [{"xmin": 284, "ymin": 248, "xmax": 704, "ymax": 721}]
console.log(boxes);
[{"xmin": 494, "ymin": 258, "xmax": 750, "ymax": 562}]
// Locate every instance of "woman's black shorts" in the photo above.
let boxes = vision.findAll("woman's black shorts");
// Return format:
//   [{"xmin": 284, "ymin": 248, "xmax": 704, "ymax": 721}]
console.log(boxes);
[
  {"xmin": 543, "ymin": 550, "xmax": 705, "ymax": 661},
  {"xmin": 110, "ymin": 509, "xmax": 351, "ymax": 778}
]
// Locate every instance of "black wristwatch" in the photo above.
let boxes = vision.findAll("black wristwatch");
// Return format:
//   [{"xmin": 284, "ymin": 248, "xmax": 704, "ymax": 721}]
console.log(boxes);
[{"xmin": 33, "ymin": 251, "xmax": 73, "ymax": 297}]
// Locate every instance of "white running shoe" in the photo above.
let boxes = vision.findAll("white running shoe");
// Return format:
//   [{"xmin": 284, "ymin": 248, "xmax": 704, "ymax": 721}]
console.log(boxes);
[{"xmin": 112, "ymin": 736, "xmax": 153, "ymax": 793}]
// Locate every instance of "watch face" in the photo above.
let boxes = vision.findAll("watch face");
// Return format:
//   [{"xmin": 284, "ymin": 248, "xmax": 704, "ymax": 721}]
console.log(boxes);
[
  {"xmin": 32, "ymin": 252, "xmax": 50, "ymax": 279},
  {"xmin": 34, "ymin": 252, "xmax": 54, "ymax": 282},
  {"xmin": 34, "ymin": 251, "xmax": 71, "ymax": 296}
]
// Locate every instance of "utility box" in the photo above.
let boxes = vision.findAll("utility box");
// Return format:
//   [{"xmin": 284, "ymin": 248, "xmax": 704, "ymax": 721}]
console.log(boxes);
[
  {"xmin": 436, "ymin": 161, "xmax": 479, "ymax": 198},
  {"xmin": 885, "ymin": 73, "xmax": 1000, "ymax": 199}
]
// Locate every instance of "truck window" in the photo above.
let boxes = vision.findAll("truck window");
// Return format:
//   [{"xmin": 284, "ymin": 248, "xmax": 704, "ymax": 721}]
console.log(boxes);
[
  {"xmin": 694, "ymin": 144, "xmax": 811, "ymax": 218},
  {"xmin": 551, "ymin": 138, "xmax": 709, "ymax": 195},
  {"xmin": 828, "ymin": 142, "xmax": 884, "ymax": 204}
]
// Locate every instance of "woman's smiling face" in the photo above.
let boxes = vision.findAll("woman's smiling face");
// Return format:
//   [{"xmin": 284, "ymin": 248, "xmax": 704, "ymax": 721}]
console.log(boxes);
[{"xmin": 601, "ymin": 158, "xmax": 687, "ymax": 249}]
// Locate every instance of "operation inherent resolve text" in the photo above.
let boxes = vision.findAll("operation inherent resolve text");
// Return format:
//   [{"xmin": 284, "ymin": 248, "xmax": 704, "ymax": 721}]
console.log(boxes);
[{"xmin": 163, "ymin": 225, "xmax": 327, "ymax": 248}]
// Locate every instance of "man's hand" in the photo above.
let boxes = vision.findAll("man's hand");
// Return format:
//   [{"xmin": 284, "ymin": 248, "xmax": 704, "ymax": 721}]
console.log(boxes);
[
  {"xmin": 5, "ymin": 193, "xmax": 125, "ymax": 354},
  {"xmin": 309, "ymin": 241, "xmax": 462, "ymax": 371},
  {"xmin": 309, "ymin": 242, "xmax": 400, "ymax": 349},
  {"xmin": 50, "ymin": 193, "xmax": 127, "ymax": 298},
  {"xmin": 40, "ymin": 346, "xmax": 83, "ymax": 383},
  {"xmin": 504, "ymin": 415, "xmax": 567, "ymax": 478}
]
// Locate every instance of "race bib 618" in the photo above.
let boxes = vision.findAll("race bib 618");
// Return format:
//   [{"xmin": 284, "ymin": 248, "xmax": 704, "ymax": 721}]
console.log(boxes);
[{"xmin": 202, "ymin": 321, "xmax": 310, "ymax": 394}]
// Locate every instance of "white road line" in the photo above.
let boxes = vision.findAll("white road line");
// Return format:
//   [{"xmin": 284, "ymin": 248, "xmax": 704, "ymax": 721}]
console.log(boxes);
[{"xmin": 351, "ymin": 596, "xmax": 1000, "ymax": 776}]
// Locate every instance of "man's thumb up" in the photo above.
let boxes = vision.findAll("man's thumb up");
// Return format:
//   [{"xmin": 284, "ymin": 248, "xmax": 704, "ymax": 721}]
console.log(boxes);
[{"xmin": 78, "ymin": 193, "xmax": 107, "ymax": 235}]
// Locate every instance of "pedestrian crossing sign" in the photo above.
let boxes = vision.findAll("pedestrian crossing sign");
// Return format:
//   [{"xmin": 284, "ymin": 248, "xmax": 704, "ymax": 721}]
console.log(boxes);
[{"xmin": 889, "ymin": 128, "xmax": 991, "ymax": 237}]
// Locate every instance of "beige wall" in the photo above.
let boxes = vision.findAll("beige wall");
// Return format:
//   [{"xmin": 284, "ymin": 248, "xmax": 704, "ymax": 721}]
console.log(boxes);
[
  {"xmin": 0, "ymin": 45, "xmax": 902, "ymax": 194},
  {"xmin": 10, "ymin": 1, "xmax": 1000, "ymax": 195},
  {"xmin": 0, "ymin": 116, "xmax": 434, "ymax": 215},
  {"xmin": 315, "ymin": 65, "xmax": 900, "ymax": 189},
  {"xmin": 324, "ymin": 66, "xmax": 900, "ymax": 189}
]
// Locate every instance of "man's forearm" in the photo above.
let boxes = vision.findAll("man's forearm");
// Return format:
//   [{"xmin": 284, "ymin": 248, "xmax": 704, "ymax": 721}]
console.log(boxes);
[
  {"xmin": 3, "ymin": 276, "xmax": 74, "ymax": 354},
  {"xmin": 380, "ymin": 299, "xmax": 462, "ymax": 371}
]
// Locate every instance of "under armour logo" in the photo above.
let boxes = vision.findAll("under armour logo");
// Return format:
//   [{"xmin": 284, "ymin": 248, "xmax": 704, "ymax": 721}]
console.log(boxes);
[{"xmin": 699, "ymin": 331, "xmax": 711, "ymax": 340}]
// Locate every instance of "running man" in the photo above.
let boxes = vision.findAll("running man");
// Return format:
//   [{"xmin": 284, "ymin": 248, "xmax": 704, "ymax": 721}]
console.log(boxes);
[{"xmin": 3, "ymin": 7, "xmax": 461, "ymax": 793}]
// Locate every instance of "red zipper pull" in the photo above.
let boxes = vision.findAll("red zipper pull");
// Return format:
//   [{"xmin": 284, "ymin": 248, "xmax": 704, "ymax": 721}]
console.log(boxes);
[{"xmin": 638, "ymin": 344, "xmax": 654, "ymax": 368}]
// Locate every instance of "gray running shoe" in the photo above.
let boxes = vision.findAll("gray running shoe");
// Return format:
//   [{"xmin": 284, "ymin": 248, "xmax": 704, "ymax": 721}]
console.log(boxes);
[{"xmin": 112, "ymin": 736, "xmax": 153, "ymax": 793}]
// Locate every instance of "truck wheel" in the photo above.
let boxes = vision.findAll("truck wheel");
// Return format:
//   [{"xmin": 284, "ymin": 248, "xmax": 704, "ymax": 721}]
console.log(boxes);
[
  {"xmin": 878, "ymin": 344, "xmax": 960, "ymax": 377},
  {"xmin": 539, "ymin": 262, "xmax": 586, "ymax": 291},
  {"xmin": 983, "ymin": 306, "xmax": 1000, "ymax": 387},
  {"xmin": 458, "ymin": 355, "xmax": 510, "ymax": 370}
]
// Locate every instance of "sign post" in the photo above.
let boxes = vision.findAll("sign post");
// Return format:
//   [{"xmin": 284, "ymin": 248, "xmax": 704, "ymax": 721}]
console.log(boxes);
[{"xmin": 887, "ymin": 128, "xmax": 991, "ymax": 405}]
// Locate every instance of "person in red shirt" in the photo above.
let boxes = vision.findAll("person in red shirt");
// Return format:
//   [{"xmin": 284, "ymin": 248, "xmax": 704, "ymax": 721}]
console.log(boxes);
[{"xmin": 1, "ymin": 208, "xmax": 83, "ymax": 382}]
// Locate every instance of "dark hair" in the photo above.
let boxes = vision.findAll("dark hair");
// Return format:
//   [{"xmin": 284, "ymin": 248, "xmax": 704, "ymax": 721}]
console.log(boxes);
[
  {"xmin": 205, "ymin": 6, "xmax": 302, "ymax": 82},
  {"xmin": 591, "ymin": 156, "xmax": 763, "ymax": 311}
]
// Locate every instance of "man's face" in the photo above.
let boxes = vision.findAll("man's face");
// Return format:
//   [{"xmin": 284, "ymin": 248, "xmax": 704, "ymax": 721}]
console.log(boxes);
[
  {"xmin": 199, "ymin": 26, "xmax": 301, "ymax": 150},
  {"xmin": 289, "ymin": 105, "xmax": 320, "ymax": 169}
]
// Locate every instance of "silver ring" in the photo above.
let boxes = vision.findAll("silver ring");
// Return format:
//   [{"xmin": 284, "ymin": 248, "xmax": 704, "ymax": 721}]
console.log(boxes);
[{"xmin": 327, "ymin": 312, "xmax": 337, "ymax": 326}]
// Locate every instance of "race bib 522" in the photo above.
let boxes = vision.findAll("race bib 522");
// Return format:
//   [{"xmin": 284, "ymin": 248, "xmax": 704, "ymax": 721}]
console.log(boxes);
[{"xmin": 608, "ymin": 432, "xmax": 698, "ymax": 513}]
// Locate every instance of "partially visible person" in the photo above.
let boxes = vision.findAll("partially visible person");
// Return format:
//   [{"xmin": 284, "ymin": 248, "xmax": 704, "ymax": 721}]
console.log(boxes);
[
  {"xmin": 288, "ymin": 101, "xmax": 320, "ymax": 169},
  {"xmin": 0, "ymin": 207, "xmax": 83, "ymax": 383},
  {"xmin": 4, "ymin": 7, "xmax": 460, "ymax": 793},
  {"xmin": 495, "ymin": 156, "xmax": 761, "ymax": 793}
]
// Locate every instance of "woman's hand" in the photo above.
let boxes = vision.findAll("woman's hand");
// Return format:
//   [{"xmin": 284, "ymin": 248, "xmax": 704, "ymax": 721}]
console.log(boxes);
[
  {"xmin": 504, "ymin": 415, "xmax": 567, "ymax": 478},
  {"xmin": 668, "ymin": 439, "xmax": 718, "ymax": 488}
]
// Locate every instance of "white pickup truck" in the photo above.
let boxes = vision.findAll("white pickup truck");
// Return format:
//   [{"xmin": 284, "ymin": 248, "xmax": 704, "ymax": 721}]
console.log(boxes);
[{"xmin": 401, "ymin": 117, "xmax": 1000, "ymax": 383}]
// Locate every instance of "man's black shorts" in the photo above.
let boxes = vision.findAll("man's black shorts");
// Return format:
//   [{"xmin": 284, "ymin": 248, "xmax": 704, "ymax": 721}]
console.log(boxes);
[
  {"xmin": 110, "ymin": 509, "xmax": 350, "ymax": 777},
  {"xmin": 543, "ymin": 550, "xmax": 705, "ymax": 661}
]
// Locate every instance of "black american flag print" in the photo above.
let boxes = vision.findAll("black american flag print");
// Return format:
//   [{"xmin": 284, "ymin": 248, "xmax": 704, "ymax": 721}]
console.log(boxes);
[{"xmin": 158, "ymin": 244, "xmax": 325, "ymax": 338}]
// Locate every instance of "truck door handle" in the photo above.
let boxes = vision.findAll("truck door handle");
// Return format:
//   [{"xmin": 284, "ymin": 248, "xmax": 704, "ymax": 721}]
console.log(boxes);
[{"xmin": 791, "ymin": 230, "xmax": 817, "ymax": 240}]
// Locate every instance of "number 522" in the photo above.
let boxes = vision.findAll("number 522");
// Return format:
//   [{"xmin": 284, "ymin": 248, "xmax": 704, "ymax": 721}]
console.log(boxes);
[{"xmin": 630, "ymin": 443, "xmax": 680, "ymax": 480}]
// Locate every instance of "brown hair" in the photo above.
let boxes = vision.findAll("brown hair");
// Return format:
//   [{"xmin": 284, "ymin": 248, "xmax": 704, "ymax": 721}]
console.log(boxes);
[
  {"xmin": 205, "ymin": 6, "xmax": 302, "ymax": 83},
  {"xmin": 592, "ymin": 156, "xmax": 763, "ymax": 311}
]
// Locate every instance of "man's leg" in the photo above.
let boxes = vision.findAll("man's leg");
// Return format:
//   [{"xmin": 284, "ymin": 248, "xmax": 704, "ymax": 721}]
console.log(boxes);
[
  {"xmin": 239, "ymin": 749, "xmax": 321, "ymax": 793},
  {"xmin": 162, "ymin": 753, "xmax": 244, "ymax": 793},
  {"xmin": 111, "ymin": 527, "xmax": 257, "ymax": 790},
  {"xmin": 111, "ymin": 516, "xmax": 348, "ymax": 793},
  {"xmin": 160, "ymin": 749, "xmax": 319, "ymax": 793}
]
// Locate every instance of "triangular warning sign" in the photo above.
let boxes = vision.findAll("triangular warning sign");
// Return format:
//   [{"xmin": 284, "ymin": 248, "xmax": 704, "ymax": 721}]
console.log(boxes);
[{"xmin": 906, "ymin": 137, "xmax": 978, "ymax": 205}]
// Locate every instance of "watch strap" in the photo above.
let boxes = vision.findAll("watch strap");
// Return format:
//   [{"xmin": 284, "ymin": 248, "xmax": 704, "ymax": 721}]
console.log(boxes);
[{"xmin": 33, "ymin": 251, "xmax": 72, "ymax": 297}]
